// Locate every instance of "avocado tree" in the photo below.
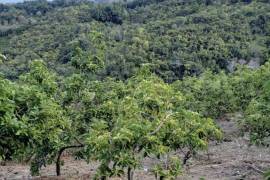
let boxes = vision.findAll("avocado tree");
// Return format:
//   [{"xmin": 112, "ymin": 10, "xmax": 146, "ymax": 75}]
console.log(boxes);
[
  {"xmin": 0, "ymin": 60, "xmax": 72, "ymax": 175},
  {"xmin": 0, "ymin": 76, "xmax": 25, "ymax": 161},
  {"xmin": 57, "ymin": 30, "xmax": 109, "ymax": 175},
  {"xmin": 244, "ymin": 62, "xmax": 270, "ymax": 145},
  {"xmin": 84, "ymin": 67, "xmax": 222, "ymax": 180},
  {"xmin": 173, "ymin": 70, "xmax": 236, "ymax": 119}
]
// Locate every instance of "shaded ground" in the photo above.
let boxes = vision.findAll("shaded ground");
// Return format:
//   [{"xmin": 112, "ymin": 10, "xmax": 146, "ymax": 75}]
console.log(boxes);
[{"xmin": 1, "ymin": 115, "xmax": 270, "ymax": 180}]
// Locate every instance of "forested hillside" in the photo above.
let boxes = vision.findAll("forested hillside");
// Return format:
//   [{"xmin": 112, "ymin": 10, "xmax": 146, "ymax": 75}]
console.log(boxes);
[
  {"xmin": 1, "ymin": 0, "xmax": 269, "ymax": 81},
  {"xmin": 0, "ymin": 0, "xmax": 270, "ymax": 179}
]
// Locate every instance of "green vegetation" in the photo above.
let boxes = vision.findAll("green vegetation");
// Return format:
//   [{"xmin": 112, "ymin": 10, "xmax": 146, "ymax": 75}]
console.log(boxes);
[
  {"xmin": 173, "ymin": 71, "xmax": 236, "ymax": 119},
  {"xmin": 243, "ymin": 62, "xmax": 270, "ymax": 145},
  {"xmin": 85, "ymin": 68, "xmax": 221, "ymax": 179},
  {"xmin": 0, "ymin": 0, "xmax": 270, "ymax": 179},
  {"xmin": 1, "ymin": 0, "xmax": 269, "ymax": 80},
  {"xmin": 0, "ymin": 60, "xmax": 70, "ymax": 175}
]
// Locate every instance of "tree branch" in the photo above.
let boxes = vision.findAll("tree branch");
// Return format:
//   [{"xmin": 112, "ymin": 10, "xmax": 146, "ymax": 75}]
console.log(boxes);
[{"xmin": 149, "ymin": 113, "xmax": 172, "ymax": 135}]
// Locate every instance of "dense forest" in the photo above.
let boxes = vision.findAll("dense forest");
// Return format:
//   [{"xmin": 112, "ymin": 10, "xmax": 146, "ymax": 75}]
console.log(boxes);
[{"xmin": 0, "ymin": 0, "xmax": 270, "ymax": 179}]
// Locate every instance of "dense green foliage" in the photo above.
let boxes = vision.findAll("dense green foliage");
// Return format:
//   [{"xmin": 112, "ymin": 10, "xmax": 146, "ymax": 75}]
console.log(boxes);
[
  {"xmin": 85, "ymin": 68, "xmax": 221, "ymax": 179},
  {"xmin": 0, "ymin": 0, "xmax": 270, "ymax": 81},
  {"xmin": 174, "ymin": 62, "xmax": 270, "ymax": 145},
  {"xmin": 0, "ymin": 61, "xmax": 222, "ymax": 178},
  {"xmin": 243, "ymin": 62, "xmax": 270, "ymax": 145},
  {"xmin": 173, "ymin": 71, "xmax": 236, "ymax": 119},
  {"xmin": 0, "ymin": 60, "xmax": 71, "ymax": 175},
  {"xmin": 0, "ymin": 0, "xmax": 270, "ymax": 178}
]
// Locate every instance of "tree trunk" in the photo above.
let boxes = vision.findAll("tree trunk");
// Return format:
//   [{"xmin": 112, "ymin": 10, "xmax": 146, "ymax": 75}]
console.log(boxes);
[
  {"xmin": 127, "ymin": 167, "xmax": 133, "ymax": 180},
  {"xmin": 182, "ymin": 150, "xmax": 191, "ymax": 165},
  {"xmin": 56, "ymin": 144, "xmax": 84, "ymax": 176},
  {"xmin": 56, "ymin": 147, "xmax": 65, "ymax": 176},
  {"xmin": 159, "ymin": 176, "xmax": 165, "ymax": 180}
]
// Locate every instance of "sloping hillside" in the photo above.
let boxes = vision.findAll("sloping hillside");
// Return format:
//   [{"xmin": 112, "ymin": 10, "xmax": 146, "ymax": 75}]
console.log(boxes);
[{"xmin": 0, "ymin": 0, "xmax": 269, "ymax": 81}]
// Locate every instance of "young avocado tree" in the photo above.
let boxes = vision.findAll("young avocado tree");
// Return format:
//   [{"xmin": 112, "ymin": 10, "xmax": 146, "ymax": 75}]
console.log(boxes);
[
  {"xmin": 50, "ymin": 30, "xmax": 108, "ymax": 176},
  {"xmin": 244, "ymin": 62, "xmax": 270, "ymax": 145},
  {"xmin": 0, "ymin": 60, "xmax": 72, "ymax": 175},
  {"xmin": 84, "ymin": 67, "xmax": 222, "ymax": 180},
  {"xmin": 173, "ymin": 70, "xmax": 236, "ymax": 119},
  {"xmin": 231, "ymin": 61, "xmax": 270, "ymax": 111},
  {"xmin": 0, "ymin": 76, "xmax": 26, "ymax": 161}
]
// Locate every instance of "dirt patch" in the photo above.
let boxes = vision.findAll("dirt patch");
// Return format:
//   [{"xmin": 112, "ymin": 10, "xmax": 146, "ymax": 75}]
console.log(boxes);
[
  {"xmin": 1, "ymin": 115, "xmax": 270, "ymax": 180},
  {"xmin": 179, "ymin": 114, "xmax": 270, "ymax": 180},
  {"xmin": 180, "ymin": 137, "xmax": 270, "ymax": 180}
]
